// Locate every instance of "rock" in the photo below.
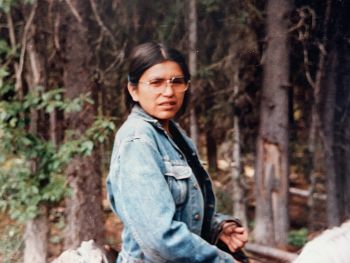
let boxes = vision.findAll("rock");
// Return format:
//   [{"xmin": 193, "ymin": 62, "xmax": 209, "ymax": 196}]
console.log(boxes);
[
  {"xmin": 294, "ymin": 220, "xmax": 350, "ymax": 263},
  {"xmin": 52, "ymin": 240, "xmax": 116, "ymax": 263}
]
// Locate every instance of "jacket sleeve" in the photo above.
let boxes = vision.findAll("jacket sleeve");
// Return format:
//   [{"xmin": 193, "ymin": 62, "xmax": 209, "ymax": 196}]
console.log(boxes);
[{"xmin": 108, "ymin": 137, "xmax": 235, "ymax": 263}]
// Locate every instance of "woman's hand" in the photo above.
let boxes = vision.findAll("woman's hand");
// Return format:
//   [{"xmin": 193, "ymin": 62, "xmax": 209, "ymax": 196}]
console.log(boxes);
[{"xmin": 219, "ymin": 222, "xmax": 248, "ymax": 252}]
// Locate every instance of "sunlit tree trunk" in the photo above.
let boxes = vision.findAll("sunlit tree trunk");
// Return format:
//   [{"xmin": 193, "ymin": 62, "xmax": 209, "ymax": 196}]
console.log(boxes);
[
  {"xmin": 205, "ymin": 93, "xmax": 218, "ymax": 174},
  {"xmin": 188, "ymin": 0, "xmax": 199, "ymax": 146},
  {"xmin": 24, "ymin": 207, "xmax": 49, "ymax": 263},
  {"xmin": 23, "ymin": 2, "xmax": 50, "ymax": 262},
  {"xmin": 322, "ymin": 48, "xmax": 339, "ymax": 227},
  {"xmin": 231, "ymin": 71, "xmax": 247, "ymax": 227},
  {"xmin": 254, "ymin": 0, "xmax": 291, "ymax": 247},
  {"xmin": 62, "ymin": 0, "xmax": 104, "ymax": 249}
]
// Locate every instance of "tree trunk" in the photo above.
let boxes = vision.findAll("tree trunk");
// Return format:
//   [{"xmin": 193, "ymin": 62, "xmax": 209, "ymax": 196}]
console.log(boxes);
[
  {"xmin": 23, "ymin": 2, "xmax": 50, "ymax": 261},
  {"xmin": 332, "ymin": 0, "xmax": 350, "ymax": 223},
  {"xmin": 188, "ymin": 0, "xmax": 199, "ymax": 146},
  {"xmin": 24, "ymin": 206, "xmax": 49, "ymax": 263},
  {"xmin": 254, "ymin": 0, "xmax": 291, "ymax": 246},
  {"xmin": 232, "ymin": 71, "xmax": 247, "ymax": 227},
  {"xmin": 307, "ymin": 0, "xmax": 338, "ymax": 227},
  {"xmin": 245, "ymin": 243, "xmax": 298, "ymax": 262},
  {"xmin": 307, "ymin": 97, "xmax": 322, "ymax": 230},
  {"xmin": 205, "ymin": 93, "xmax": 218, "ymax": 174},
  {"xmin": 336, "ymin": 44, "xmax": 350, "ymax": 222},
  {"xmin": 322, "ymin": 48, "xmax": 339, "ymax": 227},
  {"xmin": 206, "ymin": 128, "xmax": 218, "ymax": 174},
  {"xmin": 62, "ymin": 0, "xmax": 104, "ymax": 249}
]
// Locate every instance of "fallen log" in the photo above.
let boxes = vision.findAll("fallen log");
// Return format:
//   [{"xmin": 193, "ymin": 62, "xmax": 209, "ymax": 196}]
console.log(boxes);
[
  {"xmin": 289, "ymin": 187, "xmax": 326, "ymax": 200},
  {"xmin": 245, "ymin": 243, "xmax": 298, "ymax": 262}
]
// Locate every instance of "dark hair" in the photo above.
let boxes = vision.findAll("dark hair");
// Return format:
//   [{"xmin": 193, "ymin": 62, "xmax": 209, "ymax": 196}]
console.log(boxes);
[{"xmin": 124, "ymin": 42, "xmax": 190, "ymax": 115}]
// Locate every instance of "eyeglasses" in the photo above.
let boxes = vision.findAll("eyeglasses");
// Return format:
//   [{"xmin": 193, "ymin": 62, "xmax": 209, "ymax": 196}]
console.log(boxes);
[{"xmin": 138, "ymin": 76, "xmax": 189, "ymax": 93}]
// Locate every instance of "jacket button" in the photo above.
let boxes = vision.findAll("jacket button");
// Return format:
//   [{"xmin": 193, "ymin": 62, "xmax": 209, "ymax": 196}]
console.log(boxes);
[
  {"xmin": 194, "ymin": 213, "xmax": 200, "ymax": 220},
  {"xmin": 193, "ymin": 184, "xmax": 198, "ymax": 189}
]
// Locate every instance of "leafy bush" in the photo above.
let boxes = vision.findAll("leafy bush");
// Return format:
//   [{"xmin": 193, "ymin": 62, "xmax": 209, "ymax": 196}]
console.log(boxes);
[
  {"xmin": 288, "ymin": 228, "xmax": 308, "ymax": 247},
  {"xmin": 0, "ymin": 82, "xmax": 115, "ymax": 223}
]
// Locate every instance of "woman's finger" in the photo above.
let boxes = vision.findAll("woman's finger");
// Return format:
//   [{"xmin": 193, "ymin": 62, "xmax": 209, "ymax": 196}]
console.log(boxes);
[
  {"xmin": 232, "ymin": 228, "xmax": 248, "ymax": 242},
  {"xmin": 222, "ymin": 222, "xmax": 237, "ymax": 234},
  {"xmin": 220, "ymin": 235, "xmax": 238, "ymax": 252},
  {"xmin": 229, "ymin": 236, "xmax": 244, "ymax": 249}
]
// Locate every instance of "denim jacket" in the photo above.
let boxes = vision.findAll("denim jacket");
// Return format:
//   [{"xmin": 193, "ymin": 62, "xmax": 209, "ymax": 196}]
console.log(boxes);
[{"xmin": 107, "ymin": 105, "xmax": 236, "ymax": 263}]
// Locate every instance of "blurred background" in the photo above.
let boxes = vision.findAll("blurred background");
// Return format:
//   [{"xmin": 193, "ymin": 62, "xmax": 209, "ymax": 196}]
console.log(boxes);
[{"xmin": 0, "ymin": 0, "xmax": 349, "ymax": 262}]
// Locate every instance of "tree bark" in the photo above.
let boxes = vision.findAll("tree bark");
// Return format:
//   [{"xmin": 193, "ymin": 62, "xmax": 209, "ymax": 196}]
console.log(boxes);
[
  {"xmin": 232, "ymin": 71, "xmax": 247, "ymax": 227},
  {"xmin": 307, "ymin": 0, "xmax": 339, "ymax": 227},
  {"xmin": 254, "ymin": 0, "xmax": 291, "ymax": 246},
  {"xmin": 336, "ymin": 45, "xmax": 350, "ymax": 222},
  {"xmin": 188, "ymin": 0, "xmax": 199, "ymax": 146},
  {"xmin": 61, "ymin": 0, "xmax": 104, "ymax": 249},
  {"xmin": 23, "ymin": 2, "xmax": 50, "ymax": 262},
  {"xmin": 24, "ymin": 206, "xmax": 49, "ymax": 263},
  {"xmin": 322, "ymin": 48, "xmax": 339, "ymax": 227},
  {"xmin": 205, "ymin": 93, "xmax": 218, "ymax": 174},
  {"xmin": 332, "ymin": 0, "xmax": 350, "ymax": 223}
]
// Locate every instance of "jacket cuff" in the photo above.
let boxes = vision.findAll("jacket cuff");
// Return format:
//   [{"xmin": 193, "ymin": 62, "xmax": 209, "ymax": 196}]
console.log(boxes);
[{"xmin": 211, "ymin": 213, "xmax": 242, "ymax": 244}]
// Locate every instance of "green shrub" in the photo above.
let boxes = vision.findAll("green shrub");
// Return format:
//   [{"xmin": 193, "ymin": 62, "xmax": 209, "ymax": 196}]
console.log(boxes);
[{"xmin": 288, "ymin": 228, "xmax": 308, "ymax": 247}]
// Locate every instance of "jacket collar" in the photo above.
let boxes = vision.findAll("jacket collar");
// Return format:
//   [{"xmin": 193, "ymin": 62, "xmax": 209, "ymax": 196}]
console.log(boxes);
[
  {"xmin": 130, "ymin": 104, "xmax": 191, "ymax": 155},
  {"xmin": 129, "ymin": 104, "xmax": 164, "ymax": 130}
]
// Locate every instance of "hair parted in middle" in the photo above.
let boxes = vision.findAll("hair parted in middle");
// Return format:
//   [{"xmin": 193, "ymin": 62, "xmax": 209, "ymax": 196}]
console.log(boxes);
[{"xmin": 124, "ymin": 42, "xmax": 191, "ymax": 115}]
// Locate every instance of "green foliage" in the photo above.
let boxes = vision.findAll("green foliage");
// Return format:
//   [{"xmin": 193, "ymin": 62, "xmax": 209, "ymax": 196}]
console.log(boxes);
[
  {"xmin": 199, "ymin": 0, "xmax": 221, "ymax": 13},
  {"xmin": 0, "ymin": 82, "xmax": 115, "ymax": 223},
  {"xmin": 0, "ymin": 40, "xmax": 12, "ymax": 56},
  {"xmin": 0, "ymin": 0, "xmax": 36, "ymax": 13},
  {"xmin": 288, "ymin": 228, "xmax": 308, "ymax": 248}
]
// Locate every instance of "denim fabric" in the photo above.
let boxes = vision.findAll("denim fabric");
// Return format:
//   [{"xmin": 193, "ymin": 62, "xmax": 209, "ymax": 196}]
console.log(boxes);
[{"xmin": 107, "ymin": 105, "xmax": 235, "ymax": 263}]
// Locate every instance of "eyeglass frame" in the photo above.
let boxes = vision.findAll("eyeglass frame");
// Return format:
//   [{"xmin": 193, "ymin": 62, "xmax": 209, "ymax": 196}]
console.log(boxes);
[{"xmin": 136, "ymin": 76, "xmax": 190, "ymax": 93}]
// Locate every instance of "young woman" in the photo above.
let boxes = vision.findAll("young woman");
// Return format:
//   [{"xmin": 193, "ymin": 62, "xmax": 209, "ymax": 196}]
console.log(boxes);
[{"xmin": 107, "ymin": 42, "xmax": 248, "ymax": 263}]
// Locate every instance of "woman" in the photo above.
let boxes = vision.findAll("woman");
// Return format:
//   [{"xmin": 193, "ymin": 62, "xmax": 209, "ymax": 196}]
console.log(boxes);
[{"xmin": 107, "ymin": 42, "xmax": 248, "ymax": 263}]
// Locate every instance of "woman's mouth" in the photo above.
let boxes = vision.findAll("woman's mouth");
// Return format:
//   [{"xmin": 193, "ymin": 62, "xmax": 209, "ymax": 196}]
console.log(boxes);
[{"xmin": 159, "ymin": 101, "xmax": 176, "ymax": 107}]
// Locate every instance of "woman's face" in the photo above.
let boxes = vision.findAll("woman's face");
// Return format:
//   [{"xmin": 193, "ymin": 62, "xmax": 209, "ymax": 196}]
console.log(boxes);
[{"xmin": 128, "ymin": 61, "xmax": 186, "ymax": 124}]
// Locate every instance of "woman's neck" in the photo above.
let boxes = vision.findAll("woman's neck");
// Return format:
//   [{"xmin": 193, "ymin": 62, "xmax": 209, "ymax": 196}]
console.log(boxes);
[{"xmin": 160, "ymin": 120, "xmax": 170, "ymax": 135}]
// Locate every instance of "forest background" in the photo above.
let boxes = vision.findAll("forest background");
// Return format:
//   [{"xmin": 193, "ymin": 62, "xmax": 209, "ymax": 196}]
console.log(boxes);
[{"xmin": 0, "ymin": 0, "xmax": 349, "ymax": 262}]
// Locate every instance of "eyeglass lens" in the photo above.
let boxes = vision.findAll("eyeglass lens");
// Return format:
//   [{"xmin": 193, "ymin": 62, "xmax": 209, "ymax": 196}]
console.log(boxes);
[{"xmin": 147, "ymin": 77, "xmax": 188, "ymax": 92}]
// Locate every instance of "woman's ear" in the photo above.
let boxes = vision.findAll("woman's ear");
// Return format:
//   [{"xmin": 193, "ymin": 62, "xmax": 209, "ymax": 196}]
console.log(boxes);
[{"xmin": 127, "ymin": 83, "xmax": 139, "ymax": 102}]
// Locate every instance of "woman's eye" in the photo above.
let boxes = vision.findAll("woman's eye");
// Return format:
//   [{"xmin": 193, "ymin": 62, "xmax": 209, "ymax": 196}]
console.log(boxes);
[
  {"xmin": 171, "ymin": 77, "xmax": 186, "ymax": 85},
  {"xmin": 149, "ymin": 79, "xmax": 164, "ymax": 87}
]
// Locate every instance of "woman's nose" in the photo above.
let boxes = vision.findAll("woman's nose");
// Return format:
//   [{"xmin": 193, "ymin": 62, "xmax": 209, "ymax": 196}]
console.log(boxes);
[{"xmin": 162, "ymin": 83, "xmax": 175, "ymax": 96}]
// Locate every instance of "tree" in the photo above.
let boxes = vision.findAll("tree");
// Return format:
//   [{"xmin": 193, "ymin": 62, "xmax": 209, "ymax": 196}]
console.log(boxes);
[
  {"xmin": 195, "ymin": 0, "xmax": 261, "ymax": 226},
  {"xmin": 254, "ymin": 0, "xmax": 292, "ymax": 246},
  {"xmin": 295, "ymin": 0, "xmax": 350, "ymax": 227},
  {"xmin": 0, "ymin": 2, "xmax": 114, "ymax": 261},
  {"xmin": 188, "ymin": 0, "xmax": 200, "ymax": 146},
  {"xmin": 323, "ymin": 0, "xmax": 350, "ymax": 225},
  {"xmin": 333, "ymin": 0, "xmax": 350, "ymax": 222},
  {"xmin": 22, "ymin": 2, "xmax": 50, "ymax": 262},
  {"xmin": 61, "ymin": 0, "xmax": 105, "ymax": 249}
]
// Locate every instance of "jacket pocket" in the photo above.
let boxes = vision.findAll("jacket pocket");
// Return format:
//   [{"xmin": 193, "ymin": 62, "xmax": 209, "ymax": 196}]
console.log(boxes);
[{"xmin": 164, "ymin": 161, "xmax": 192, "ymax": 206}]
